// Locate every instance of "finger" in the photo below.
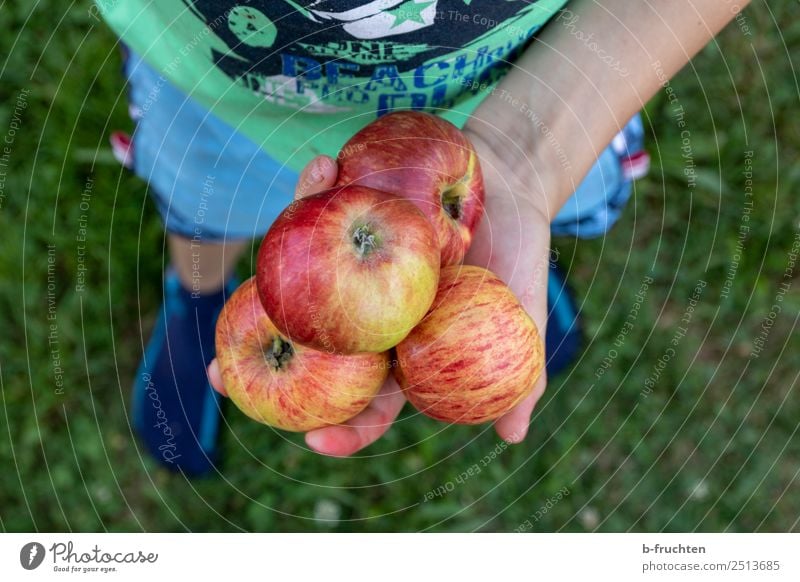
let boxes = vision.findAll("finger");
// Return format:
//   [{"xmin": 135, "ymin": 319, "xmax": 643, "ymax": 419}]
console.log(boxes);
[
  {"xmin": 495, "ymin": 245, "xmax": 550, "ymax": 444},
  {"xmin": 207, "ymin": 358, "xmax": 228, "ymax": 397},
  {"xmin": 494, "ymin": 373, "xmax": 547, "ymax": 443},
  {"xmin": 295, "ymin": 155, "xmax": 338, "ymax": 199},
  {"xmin": 305, "ymin": 377, "xmax": 407, "ymax": 457}
]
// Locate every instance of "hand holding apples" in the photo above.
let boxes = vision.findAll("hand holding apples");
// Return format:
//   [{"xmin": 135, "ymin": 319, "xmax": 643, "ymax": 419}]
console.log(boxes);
[
  {"xmin": 458, "ymin": 124, "xmax": 553, "ymax": 443},
  {"xmin": 208, "ymin": 111, "xmax": 554, "ymax": 454}
]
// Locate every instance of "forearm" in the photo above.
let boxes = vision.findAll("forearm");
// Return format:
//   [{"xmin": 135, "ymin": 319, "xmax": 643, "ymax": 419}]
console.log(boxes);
[{"xmin": 466, "ymin": 0, "xmax": 748, "ymax": 214}]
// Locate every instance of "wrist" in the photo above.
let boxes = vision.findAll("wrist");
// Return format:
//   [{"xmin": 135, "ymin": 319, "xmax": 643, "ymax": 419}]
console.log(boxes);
[{"xmin": 463, "ymin": 111, "xmax": 572, "ymax": 220}]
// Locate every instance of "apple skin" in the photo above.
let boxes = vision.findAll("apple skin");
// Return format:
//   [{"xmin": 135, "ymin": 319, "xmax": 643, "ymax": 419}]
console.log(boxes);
[
  {"xmin": 336, "ymin": 111, "xmax": 485, "ymax": 267},
  {"xmin": 395, "ymin": 265, "xmax": 544, "ymax": 425},
  {"xmin": 256, "ymin": 184, "xmax": 440, "ymax": 354},
  {"xmin": 215, "ymin": 277, "xmax": 389, "ymax": 432}
]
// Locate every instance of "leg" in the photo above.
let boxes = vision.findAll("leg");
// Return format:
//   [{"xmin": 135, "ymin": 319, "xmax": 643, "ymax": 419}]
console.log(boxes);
[
  {"xmin": 122, "ymin": 49, "xmax": 296, "ymax": 476},
  {"xmin": 133, "ymin": 234, "xmax": 249, "ymax": 477},
  {"xmin": 168, "ymin": 234, "xmax": 248, "ymax": 295}
]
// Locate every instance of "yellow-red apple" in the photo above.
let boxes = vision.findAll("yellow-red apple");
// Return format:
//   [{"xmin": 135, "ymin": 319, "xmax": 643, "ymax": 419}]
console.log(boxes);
[
  {"xmin": 215, "ymin": 277, "xmax": 389, "ymax": 432},
  {"xmin": 257, "ymin": 184, "xmax": 440, "ymax": 354},
  {"xmin": 395, "ymin": 266, "xmax": 544, "ymax": 425}
]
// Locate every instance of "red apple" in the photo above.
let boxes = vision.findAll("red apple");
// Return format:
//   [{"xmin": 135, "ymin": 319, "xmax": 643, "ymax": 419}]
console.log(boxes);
[
  {"xmin": 257, "ymin": 184, "xmax": 440, "ymax": 354},
  {"xmin": 336, "ymin": 111, "xmax": 485, "ymax": 267},
  {"xmin": 395, "ymin": 265, "xmax": 544, "ymax": 425},
  {"xmin": 215, "ymin": 277, "xmax": 389, "ymax": 432}
]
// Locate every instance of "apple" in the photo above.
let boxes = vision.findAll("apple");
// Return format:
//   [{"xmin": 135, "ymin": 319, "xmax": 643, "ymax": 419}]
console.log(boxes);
[
  {"xmin": 256, "ymin": 184, "xmax": 440, "ymax": 354},
  {"xmin": 336, "ymin": 111, "xmax": 485, "ymax": 267},
  {"xmin": 394, "ymin": 265, "xmax": 544, "ymax": 425},
  {"xmin": 215, "ymin": 277, "xmax": 389, "ymax": 432}
]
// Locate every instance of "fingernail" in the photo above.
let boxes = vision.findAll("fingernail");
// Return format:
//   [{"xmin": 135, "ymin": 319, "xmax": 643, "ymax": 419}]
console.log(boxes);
[
  {"xmin": 310, "ymin": 158, "xmax": 330, "ymax": 183},
  {"xmin": 506, "ymin": 427, "xmax": 528, "ymax": 444},
  {"xmin": 305, "ymin": 431, "xmax": 326, "ymax": 452}
]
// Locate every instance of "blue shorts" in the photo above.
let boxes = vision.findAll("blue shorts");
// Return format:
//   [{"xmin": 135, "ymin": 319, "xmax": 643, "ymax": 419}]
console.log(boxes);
[{"xmin": 122, "ymin": 50, "xmax": 647, "ymax": 242}]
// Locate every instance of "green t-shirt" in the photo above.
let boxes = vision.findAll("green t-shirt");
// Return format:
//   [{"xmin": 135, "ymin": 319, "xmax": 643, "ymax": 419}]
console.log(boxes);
[{"xmin": 97, "ymin": 0, "xmax": 567, "ymax": 172}]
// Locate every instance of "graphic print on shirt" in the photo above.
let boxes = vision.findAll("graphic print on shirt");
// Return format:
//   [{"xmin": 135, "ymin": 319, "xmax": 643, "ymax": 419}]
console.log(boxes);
[{"xmin": 182, "ymin": 0, "xmax": 556, "ymax": 114}]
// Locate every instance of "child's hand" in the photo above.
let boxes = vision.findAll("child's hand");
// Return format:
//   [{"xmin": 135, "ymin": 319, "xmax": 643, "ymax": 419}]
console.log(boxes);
[
  {"xmin": 461, "ymin": 127, "xmax": 551, "ymax": 444},
  {"xmin": 208, "ymin": 141, "xmax": 551, "ymax": 454}
]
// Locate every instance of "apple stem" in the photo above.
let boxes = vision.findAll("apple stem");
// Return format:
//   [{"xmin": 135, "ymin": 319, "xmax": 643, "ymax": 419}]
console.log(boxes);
[
  {"xmin": 265, "ymin": 336, "xmax": 294, "ymax": 370},
  {"xmin": 441, "ymin": 182, "xmax": 467, "ymax": 220},
  {"xmin": 353, "ymin": 224, "xmax": 378, "ymax": 257}
]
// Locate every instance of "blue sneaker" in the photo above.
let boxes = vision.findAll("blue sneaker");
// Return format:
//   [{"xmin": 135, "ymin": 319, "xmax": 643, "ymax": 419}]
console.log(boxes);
[
  {"xmin": 132, "ymin": 269, "xmax": 237, "ymax": 477},
  {"xmin": 545, "ymin": 260, "xmax": 582, "ymax": 377}
]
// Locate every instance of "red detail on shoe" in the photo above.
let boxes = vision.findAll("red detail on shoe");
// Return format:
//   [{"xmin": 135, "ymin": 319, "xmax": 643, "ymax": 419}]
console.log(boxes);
[
  {"xmin": 110, "ymin": 131, "xmax": 134, "ymax": 169},
  {"xmin": 621, "ymin": 150, "xmax": 650, "ymax": 181}
]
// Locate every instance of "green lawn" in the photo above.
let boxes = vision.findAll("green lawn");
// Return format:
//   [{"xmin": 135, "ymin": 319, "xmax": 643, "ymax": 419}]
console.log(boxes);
[{"xmin": 1, "ymin": 2, "xmax": 798, "ymax": 532}]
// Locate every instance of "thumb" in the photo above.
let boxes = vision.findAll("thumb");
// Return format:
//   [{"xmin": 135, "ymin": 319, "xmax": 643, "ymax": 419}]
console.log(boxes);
[
  {"xmin": 295, "ymin": 155, "xmax": 338, "ymax": 199},
  {"xmin": 207, "ymin": 358, "xmax": 228, "ymax": 397}
]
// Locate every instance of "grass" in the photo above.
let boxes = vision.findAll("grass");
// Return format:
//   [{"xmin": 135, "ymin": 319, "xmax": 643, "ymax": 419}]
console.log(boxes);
[{"xmin": 1, "ymin": 1, "xmax": 798, "ymax": 532}]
